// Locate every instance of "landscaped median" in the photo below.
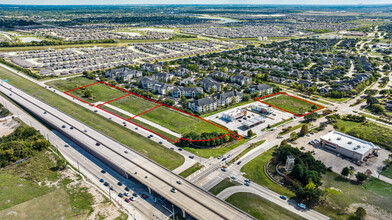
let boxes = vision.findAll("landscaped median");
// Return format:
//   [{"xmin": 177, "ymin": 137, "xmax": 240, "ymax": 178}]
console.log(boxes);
[{"xmin": 0, "ymin": 67, "xmax": 184, "ymax": 170}]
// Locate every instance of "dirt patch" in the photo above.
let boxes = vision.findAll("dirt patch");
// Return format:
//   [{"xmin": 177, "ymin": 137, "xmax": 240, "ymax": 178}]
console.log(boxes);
[
  {"xmin": 86, "ymin": 185, "xmax": 125, "ymax": 220},
  {"xmin": 348, "ymin": 203, "xmax": 392, "ymax": 220},
  {"xmin": 0, "ymin": 119, "xmax": 19, "ymax": 137}
]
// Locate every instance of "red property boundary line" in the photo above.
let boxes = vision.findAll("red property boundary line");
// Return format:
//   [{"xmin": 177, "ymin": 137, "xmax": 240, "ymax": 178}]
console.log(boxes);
[
  {"xmin": 64, "ymin": 81, "xmax": 243, "ymax": 143},
  {"xmin": 255, "ymin": 92, "xmax": 324, "ymax": 117}
]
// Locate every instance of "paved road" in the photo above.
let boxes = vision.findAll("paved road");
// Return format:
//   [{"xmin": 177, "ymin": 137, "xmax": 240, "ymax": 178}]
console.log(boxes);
[
  {"xmin": 0, "ymin": 80, "xmax": 252, "ymax": 220},
  {"xmin": 217, "ymin": 185, "xmax": 329, "ymax": 220}
]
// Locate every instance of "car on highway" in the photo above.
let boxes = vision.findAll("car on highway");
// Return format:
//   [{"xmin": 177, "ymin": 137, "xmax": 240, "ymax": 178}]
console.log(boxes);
[
  {"xmin": 124, "ymin": 150, "xmax": 128, "ymax": 154},
  {"xmin": 124, "ymin": 192, "xmax": 129, "ymax": 197},
  {"xmin": 125, "ymin": 187, "xmax": 130, "ymax": 191},
  {"xmin": 159, "ymin": 141, "xmax": 163, "ymax": 144},
  {"xmin": 170, "ymin": 147, "xmax": 174, "ymax": 150},
  {"xmin": 83, "ymin": 130, "xmax": 87, "ymax": 132},
  {"xmin": 221, "ymin": 158, "xmax": 226, "ymax": 161},
  {"xmin": 123, "ymin": 124, "xmax": 127, "ymax": 127},
  {"xmin": 118, "ymin": 193, "xmax": 124, "ymax": 198},
  {"xmin": 94, "ymin": 110, "xmax": 98, "ymax": 113},
  {"xmin": 110, "ymin": 186, "xmax": 114, "ymax": 190},
  {"xmin": 298, "ymin": 203, "xmax": 306, "ymax": 209},
  {"xmin": 135, "ymin": 127, "xmax": 138, "ymax": 130},
  {"xmin": 133, "ymin": 192, "xmax": 138, "ymax": 197},
  {"xmin": 221, "ymin": 168, "xmax": 226, "ymax": 172},
  {"xmin": 230, "ymin": 176, "xmax": 236, "ymax": 180},
  {"xmin": 277, "ymin": 135, "xmax": 283, "ymax": 139},
  {"xmin": 218, "ymin": 156, "xmax": 222, "ymax": 159},
  {"xmin": 104, "ymin": 182, "xmax": 109, "ymax": 186},
  {"xmin": 171, "ymin": 188, "xmax": 177, "ymax": 193},
  {"xmin": 70, "ymin": 126, "xmax": 74, "ymax": 130},
  {"xmin": 125, "ymin": 198, "xmax": 130, "ymax": 203},
  {"xmin": 44, "ymin": 111, "xmax": 47, "ymax": 114},
  {"xmin": 100, "ymin": 179, "xmax": 104, "ymax": 183},
  {"xmin": 118, "ymin": 182, "xmax": 123, "ymax": 186},
  {"xmin": 244, "ymin": 182, "xmax": 250, "ymax": 186},
  {"xmin": 189, "ymin": 155, "xmax": 194, "ymax": 159},
  {"xmin": 64, "ymin": 144, "xmax": 69, "ymax": 147},
  {"xmin": 130, "ymin": 196, "xmax": 135, "ymax": 201},
  {"xmin": 62, "ymin": 125, "xmax": 66, "ymax": 128},
  {"xmin": 101, "ymin": 169, "xmax": 106, "ymax": 173},
  {"xmin": 176, "ymin": 180, "xmax": 182, "ymax": 185},
  {"xmin": 178, "ymin": 148, "xmax": 183, "ymax": 151},
  {"xmin": 279, "ymin": 195, "xmax": 287, "ymax": 200},
  {"xmin": 142, "ymin": 194, "xmax": 148, "ymax": 199},
  {"xmin": 96, "ymin": 142, "xmax": 101, "ymax": 146},
  {"xmin": 237, "ymin": 161, "xmax": 242, "ymax": 165}
]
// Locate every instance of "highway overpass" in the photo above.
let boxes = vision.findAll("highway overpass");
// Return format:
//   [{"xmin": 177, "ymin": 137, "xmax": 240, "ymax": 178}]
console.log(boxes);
[{"xmin": 0, "ymin": 80, "xmax": 253, "ymax": 220}]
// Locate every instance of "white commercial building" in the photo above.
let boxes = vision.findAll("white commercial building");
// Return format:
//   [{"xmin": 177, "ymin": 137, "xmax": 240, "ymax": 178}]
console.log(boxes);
[
  {"xmin": 320, "ymin": 130, "xmax": 380, "ymax": 161},
  {"xmin": 222, "ymin": 108, "xmax": 246, "ymax": 121}
]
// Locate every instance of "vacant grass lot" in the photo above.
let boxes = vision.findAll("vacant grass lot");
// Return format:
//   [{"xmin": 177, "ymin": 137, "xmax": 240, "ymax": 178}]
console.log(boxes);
[
  {"xmin": 334, "ymin": 119, "xmax": 392, "ymax": 150},
  {"xmin": 0, "ymin": 151, "xmax": 94, "ymax": 219},
  {"xmin": 179, "ymin": 163, "xmax": 204, "ymax": 178},
  {"xmin": 47, "ymin": 77, "xmax": 128, "ymax": 103},
  {"xmin": 139, "ymin": 106, "xmax": 227, "ymax": 136},
  {"xmin": 110, "ymin": 94, "xmax": 160, "ymax": 115},
  {"xmin": 241, "ymin": 147, "xmax": 295, "ymax": 197},
  {"xmin": 315, "ymin": 172, "xmax": 392, "ymax": 220},
  {"xmin": 0, "ymin": 67, "xmax": 184, "ymax": 170},
  {"xmin": 261, "ymin": 94, "xmax": 320, "ymax": 116},
  {"xmin": 209, "ymin": 178, "xmax": 241, "ymax": 195},
  {"xmin": 381, "ymin": 166, "xmax": 392, "ymax": 179},
  {"xmin": 226, "ymin": 192, "xmax": 305, "ymax": 220}
]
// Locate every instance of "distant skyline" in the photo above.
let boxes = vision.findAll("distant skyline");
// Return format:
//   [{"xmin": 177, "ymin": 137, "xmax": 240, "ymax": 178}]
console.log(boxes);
[{"xmin": 1, "ymin": 0, "xmax": 392, "ymax": 6}]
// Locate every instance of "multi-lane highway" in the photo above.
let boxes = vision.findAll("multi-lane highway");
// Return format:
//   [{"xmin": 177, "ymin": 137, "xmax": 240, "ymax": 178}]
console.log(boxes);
[{"xmin": 0, "ymin": 80, "xmax": 253, "ymax": 219}]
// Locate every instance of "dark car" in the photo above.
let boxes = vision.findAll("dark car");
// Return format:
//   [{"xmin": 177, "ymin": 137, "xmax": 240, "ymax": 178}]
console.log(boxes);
[
  {"xmin": 100, "ymin": 179, "xmax": 104, "ymax": 183},
  {"xmin": 189, "ymin": 155, "xmax": 194, "ymax": 159},
  {"xmin": 125, "ymin": 198, "xmax": 130, "ymax": 203},
  {"xmin": 104, "ymin": 182, "xmax": 109, "ymax": 186},
  {"xmin": 237, "ymin": 161, "xmax": 242, "ymax": 165},
  {"xmin": 133, "ymin": 192, "xmax": 138, "ymax": 197},
  {"xmin": 125, "ymin": 187, "xmax": 130, "ymax": 191},
  {"xmin": 118, "ymin": 193, "xmax": 124, "ymax": 198},
  {"xmin": 62, "ymin": 125, "xmax": 66, "ymax": 128},
  {"xmin": 96, "ymin": 142, "xmax": 101, "ymax": 146},
  {"xmin": 142, "ymin": 194, "xmax": 148, "ymax": 199},
  {"xmin": 101, "ymin": 170, "xmax": 106, "ymax": 174},
  {"xmin": 117, "ymin": 182, "xmax": 123, "ymax": 186}
]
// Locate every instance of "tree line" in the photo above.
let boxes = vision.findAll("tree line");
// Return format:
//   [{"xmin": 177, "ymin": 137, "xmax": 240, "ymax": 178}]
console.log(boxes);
[
  {"xmin": 178, "ymin": 131, "xmax": 234, "ymax": 148},
  {"xmin": 0, "ymin": 124, "xmax": 50, "ymax": 168}
]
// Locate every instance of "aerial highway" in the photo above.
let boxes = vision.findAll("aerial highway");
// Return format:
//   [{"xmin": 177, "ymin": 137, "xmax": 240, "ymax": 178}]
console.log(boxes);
[{"xmin": 0, "ymin": 80, "xmax": 253, "ymax": 220}]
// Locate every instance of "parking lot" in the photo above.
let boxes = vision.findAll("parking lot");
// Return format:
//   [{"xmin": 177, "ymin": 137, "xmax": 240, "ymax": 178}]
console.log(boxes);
[
  {"xmin": 205, "ymin": 102, "xmax": 292, "ymax": 136},
  {"xmin": 290, "ymin": 126, "xmax": 389, "ymax": 177}
]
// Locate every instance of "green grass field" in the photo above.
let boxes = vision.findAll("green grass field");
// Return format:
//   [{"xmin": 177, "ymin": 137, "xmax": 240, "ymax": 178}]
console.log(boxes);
[
  {"xmin": 209, "ymin": 178, "xmax": 241, "ymax": 195},
  {"xmin": 315, "ymin": 172, "xmax": 392, "ymax": 220},
  {"xmin": 109, "ymin": 94, "xmax": 160, "ymax": 115},
  {"xmin": 0, "ymin": 151, "xmax": 95, "ymax": 219},
  {"xmin": 0, "ymin": 67, "xmax": 184, "ymax": 170},
  {"xmin": 381, "ymin": 166, "xmax": 392, "ymax": 179},
  {"xmin": 241, "ymin": 147, "xmax": 295, "ymax": 197},
  {"xmin": 179, "ymin": 163, "xmax": 204, "ymax": 178},
  {"xmin": 262, "ymin": 94, "xmax": 320, "ymax": 115},
  {"xmin": 139, "ymin": 106, "xmax": 225, "ymax": 136},
  {"xmin": 47, "ymin": 77, "xmax": 128, "ymax": 103},
  {"xmin": 226, "ymin": 192, "xmax": 305, "ymax": 220},
  {"xmin": 334, "ymin": 119, "xmax": 392, "ymax": 150}
]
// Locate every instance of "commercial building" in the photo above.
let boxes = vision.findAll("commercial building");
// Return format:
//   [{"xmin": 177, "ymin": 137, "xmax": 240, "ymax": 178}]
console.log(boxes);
[
  {"xmin": 320, "ymin": 131, "xmax": 380, "ymax": 161},
  {"xmin": 249, "ymin": 103, "xmax": 274, "ymax": 115},
  {"xmin": 222, "ymin": 108, "xmax": 246, "ymax": 121},
  {"xmin": 242, "ymin": 116, "xmax": 265, "ymax": 129}
]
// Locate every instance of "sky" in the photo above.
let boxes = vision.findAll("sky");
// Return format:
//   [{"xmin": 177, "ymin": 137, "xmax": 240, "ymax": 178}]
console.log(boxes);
[{"xmin": 1, "ymin": 0, "xmax": 392, "ymax": 5}]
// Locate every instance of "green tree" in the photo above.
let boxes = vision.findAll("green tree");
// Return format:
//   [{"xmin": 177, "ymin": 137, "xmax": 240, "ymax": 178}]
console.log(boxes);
[
  {"xmin": 299, "ymin": 124, "xmax": 309, "ymax": 137},
  {"xmin": 247, "ymin": 129, "xmax": 254, "ymax": 137},
  {"xmin": 290, "ymin": 131, "xmax": 298, "ymax": 140},
  {"xmin": 355, "ymin": 207, "xmax": 367, "ymax": 220},
  {"xmin": 83, "ymin": 88, "xmax": 93, "ymax": 98},
  {"xmin": 341, "ymin": 167, "xmax": 350, "ymax": 178},
  {"xmin": 356, "ymin": 172, "xmax": 368, "ymax": 183}
]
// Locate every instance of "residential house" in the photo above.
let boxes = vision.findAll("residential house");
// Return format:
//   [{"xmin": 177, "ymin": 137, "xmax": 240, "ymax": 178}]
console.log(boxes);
[
  {"xmin": 230, "ymin": 75, "xmax": 251, "ymax": 86},
  {"xmin": 188, "ymin": 97, "xmax": 217, "ymax": 113},
  {"xmin": 199, "ymin": 78, "xmax": 221, "ymax": 93},
  {"xmin": 171, "ymin": 67, "xmax": 190, "ymax": 77},
  {"xmin": 141, "ymin": 63, "xmax": 162, "ymax": 73},
  {"xmin": 105, "ymin": 67, "xmax": 143, "ymax": 82},
  {"xmin": 249, "ymin": 84, "xmax": 273, "ymax": 96},
  {"xmin": 209, "ymin": 71, "xmax": 230, "ymax": 81},
  {"xmin": 212, "ymin": 90, "xmax": 243, "ymax": 106},
  {"xmin": 172, "ymin": 86, "xmax": 203, "ymax": 98},
  {"xmin": 139, "ymin": 76, "xmax": 173, "ymax": 95},
  {"xmin": 153, "ymin": 72, "xmax": 174, "ymax": 82},
  {"xmin": 298, "ymin": 80, "xmax": 313, "ymax": 88}
]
